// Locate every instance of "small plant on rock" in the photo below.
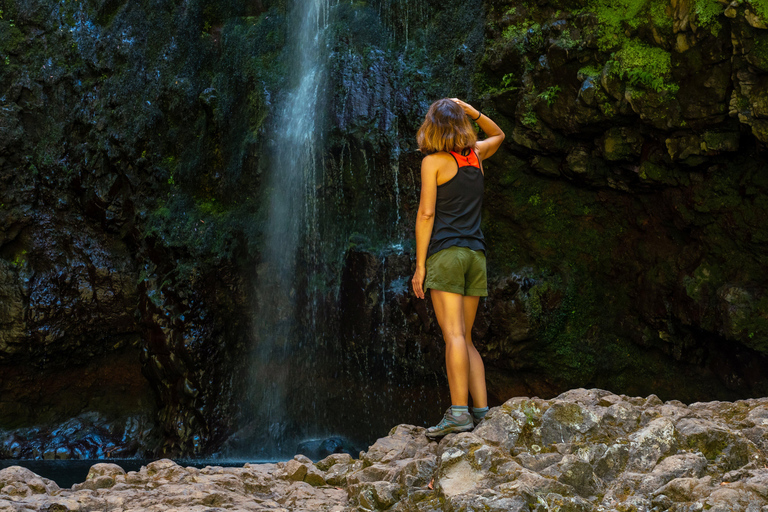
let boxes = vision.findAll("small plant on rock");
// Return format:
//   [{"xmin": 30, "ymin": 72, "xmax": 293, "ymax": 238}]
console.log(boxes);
[
  {"xmin": 538, "ymin": 85, "xmax": 561, "ymax": 107},
  {"xmin": 501, "ymin": 72, "xmax": 518, "ymax": 92},
  {"xmin": 522, "ymin": 109, "xmax": 538, "ymax": 126}
]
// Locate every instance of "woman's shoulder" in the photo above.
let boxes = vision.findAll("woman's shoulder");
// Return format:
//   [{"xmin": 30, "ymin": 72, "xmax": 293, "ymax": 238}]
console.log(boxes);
[{"xmin": 422, "ymin": 151, "xmax": 454, "ymax": 170}]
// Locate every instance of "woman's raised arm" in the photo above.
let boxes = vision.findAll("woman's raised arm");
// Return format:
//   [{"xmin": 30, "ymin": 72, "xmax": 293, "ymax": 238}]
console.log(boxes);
[{"xmin": 450, "ymin": 98, "xmax": 505, "ymax": 161}]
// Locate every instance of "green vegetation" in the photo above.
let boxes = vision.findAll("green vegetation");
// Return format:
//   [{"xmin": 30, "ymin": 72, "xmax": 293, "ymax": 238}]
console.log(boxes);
[
  {"xmin": 538, "ymin": 85, "xmax": 561, "ymax": 107},
  {"xmin": 578, "ymin": 65, "xmax": 602, "ymax": 78},
  {"xmin": 693, "ymin": 0, "xmax": 725, "ymax": 35},
  {"xmin": 10, "ymin": 250, "xmax": 27, "ymax": 267},
  {"xmin": 144, "ymin": 193, "xmax": 261, "ymax": 276},
  {"xmin": 589, "ymin": 0, "xmax": 648, "ymax": 50},
  {"xmin": 611, "ymin": 39, "xmax": 677, "ymax": 93},
  {"xmin": 522, "ymin": 108, "xmax": 538, "ymax": 126},
  {"xmin": 649, "ymin": 1, "xmax": 672, "ymax": 31},
  {"xmin": 500, "ymin": 72, "xmax": 518, "ymax": 93},
  {"xmin": 751, "ymin": 0, "xmax": 768, "ymax": 21},
  {"xmin": 579, "ymin": 0, "xmax": 684, "ymax": 94},
  {"xmin": 502, "ymin": 21, "xmax": 543, "ymax": 52}
]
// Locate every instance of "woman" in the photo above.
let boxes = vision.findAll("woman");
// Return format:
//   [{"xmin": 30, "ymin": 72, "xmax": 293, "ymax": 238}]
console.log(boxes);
[{"xmin": 412, "ymin": 98, "xmax": 505, "ymax": 439}]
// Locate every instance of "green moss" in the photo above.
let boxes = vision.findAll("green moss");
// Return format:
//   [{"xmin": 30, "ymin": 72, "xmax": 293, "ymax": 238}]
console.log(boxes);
[
  {"xmin": 578, "ymin": 65, "xmax": 602, "ymax": 78},
  {"xmin": 701, "ymin": 131, "xmax": 739, "ymax": 152},
  {"xmin": 528, "ymin": 273, "xmax": 600, "ymax": 384},
  {"xmin": 0, "ymin": 20, "xmax": 24, "ymax": 54},
  {"xmin": 638, "ymin": 161, "xmax": 672, "ymax": 183},
  {"xmin": 522, "ymin": 108, "xmax": 539, "ymax": 126},
  {"xmin": 551, "ymin": 403, "xmax": 587, "ymax": 425},
  {"xmin": 584, "ymin": 0, "xmax": 678, "ymax": 93},
  {"xmin": 502, "ymin": 21, "xmax": 543, "ymax": 53},
  {"xmin": 10, "ymin": 249, "xmax": 27, "ymax": 267},
  {"xmin": 750, "ymin": 0, "xmax": 768, "ymax": 21},
  {"xmin": 686, "ymin": 434, "xmax": 729, "ymax": 461},
  {"xmin": 683, "ymin": 263, "xmax": 716, "ymax": 302},
  {"xmin": 726, "ymin": 294, "xmax": 768, "ymax": 353},
  {"xmin": 589, "ymin": 0, "xmax": 649, "ymax": 50},
  {"xmin": 610, "ymin": 39, "xmax": 678, "ymax": 93},
  {"xmin": 650, "ymin": 0, "xmax": 672, "ymax": 31}
]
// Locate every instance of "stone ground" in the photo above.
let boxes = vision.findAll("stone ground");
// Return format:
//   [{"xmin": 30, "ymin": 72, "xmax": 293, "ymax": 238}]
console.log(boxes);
[{"xmin": 2, "ymin": 389, "xmax": 768, "ymax": 511}]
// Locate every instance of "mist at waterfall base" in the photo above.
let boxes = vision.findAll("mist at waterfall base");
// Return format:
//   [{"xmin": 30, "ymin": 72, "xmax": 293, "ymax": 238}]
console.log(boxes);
[{"xmin": 220, "ymin": 0, "xmax": 472, "ymax": 460}]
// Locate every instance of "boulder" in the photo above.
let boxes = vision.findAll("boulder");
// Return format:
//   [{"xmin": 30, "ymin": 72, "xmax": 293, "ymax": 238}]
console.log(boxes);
[{"xmin": 2, "ymin": 389, "xmax": 768, "ymax": 511}]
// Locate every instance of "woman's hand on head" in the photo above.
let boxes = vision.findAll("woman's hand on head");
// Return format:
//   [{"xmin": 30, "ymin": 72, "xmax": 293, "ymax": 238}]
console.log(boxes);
[{"xmin": 450, "ymin": 98, "xmax": 478, "ymax": 118}]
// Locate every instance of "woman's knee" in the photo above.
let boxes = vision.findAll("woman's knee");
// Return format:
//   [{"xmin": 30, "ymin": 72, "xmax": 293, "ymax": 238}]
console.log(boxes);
[{"xmin": 442, "ymin": 331, "xmax": 466, "ymax": 347}]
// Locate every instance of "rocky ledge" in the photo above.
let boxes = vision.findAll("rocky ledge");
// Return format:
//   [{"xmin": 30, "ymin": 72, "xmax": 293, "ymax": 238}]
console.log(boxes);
[{"xmin": 2, "ymin": 389, "xmax": 767, "ymax": 511}]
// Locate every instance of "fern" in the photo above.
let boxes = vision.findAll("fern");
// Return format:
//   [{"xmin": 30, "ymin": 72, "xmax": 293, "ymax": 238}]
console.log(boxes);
[{"xmin": 538, "ymin": 86, "xmax": 562, "ymax": 107}]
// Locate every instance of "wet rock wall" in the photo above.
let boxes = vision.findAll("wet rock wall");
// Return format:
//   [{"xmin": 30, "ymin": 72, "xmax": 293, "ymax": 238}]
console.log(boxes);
[
  {"xmin": 0, "ymin": 0, "xmax": 275, "ymax": 457},
  {"xmin": 468, "ymin": 0, "xmax": 768, "ymax": 400}
]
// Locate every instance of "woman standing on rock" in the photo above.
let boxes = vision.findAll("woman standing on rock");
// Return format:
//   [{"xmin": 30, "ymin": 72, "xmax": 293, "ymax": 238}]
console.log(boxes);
[{"xmin": 412, "ymin": 98, "xmax": 505, "ymax": 439}]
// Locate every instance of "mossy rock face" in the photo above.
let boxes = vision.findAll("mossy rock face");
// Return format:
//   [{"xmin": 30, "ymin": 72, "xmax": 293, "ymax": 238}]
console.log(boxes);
[
  {"xmin": 0, "ymin": 0, "xmax": 282, "ymax": 457},
  {"xmin": 469, "ymin": 0, "xmax": 768, "ymax": 402},
  {"xmin": 600, "ymin": 127, "xmax": 643, "ymax": 161}
]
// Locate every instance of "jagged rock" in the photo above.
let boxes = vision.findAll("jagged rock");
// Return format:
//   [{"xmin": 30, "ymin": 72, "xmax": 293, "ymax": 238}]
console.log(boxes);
[
  {"xmin": 0, "ymin": 466, "xmax": 59, "ymax": 497},
  {"xmin": 282, "ymin": 454, "xmax": 328, "ymax": 487},
  {"xmin": 284, "ymin": 458, "xmax": 309, "ymax": 482},
  {"xmin": 316, "ymin": 453, "xmax": 354, "ymax": 472},
  {"xmin": 1, "ymin": 390, "xmax": 768, "ymax": 511},
  {"xmin": 71, "ymin": 463, "xmax": 126, "ymax": 491},
  {"xmin": 600, "ymin": 127, "xmax": 644, "ymax": 161},
  {"xmin": 343, "ymin": 389, "xmax": 768, "ymax": 511}
]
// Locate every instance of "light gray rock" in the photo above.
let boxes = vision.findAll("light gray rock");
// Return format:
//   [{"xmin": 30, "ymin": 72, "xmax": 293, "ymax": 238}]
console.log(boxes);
[
  {"xmin": 627, "ymin": 416, "xmax": 680, "ymax": 471},
  {"xmin": 0, "ymin": 466, "xmax": 59, "ymax": 496},
  {"xmin": 2, "ymin": 390, "xmax": 768, "ymax": 512}
]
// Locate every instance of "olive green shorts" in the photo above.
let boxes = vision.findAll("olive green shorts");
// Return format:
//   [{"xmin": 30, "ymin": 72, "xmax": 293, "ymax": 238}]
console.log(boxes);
[{"xmin": 425, "ymin": 246, "xmax": 488, "ymax": 297}]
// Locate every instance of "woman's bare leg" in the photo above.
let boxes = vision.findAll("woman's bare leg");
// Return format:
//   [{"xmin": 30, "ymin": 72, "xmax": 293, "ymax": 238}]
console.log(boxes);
[
  {"xmin": 430, "ymin": 289, "xmax": 469, "ymax": 405},
  {"xmin": 463, "ymin": 295, "xmax": 487, "ymax": 408}
]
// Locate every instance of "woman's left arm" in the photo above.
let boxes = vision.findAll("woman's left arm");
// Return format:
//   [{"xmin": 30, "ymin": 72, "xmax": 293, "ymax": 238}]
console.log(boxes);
[{"xmin": 412, "ymin": 156, "xmax": 439, "ymax": 299}]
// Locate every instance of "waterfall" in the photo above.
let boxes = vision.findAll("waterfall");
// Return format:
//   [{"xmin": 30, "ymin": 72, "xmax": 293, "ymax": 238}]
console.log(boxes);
[
  {"xmin": 231, "ymin": 0, "xmax": 479, "ymax": 460},
  {"xmin": 245, "ymin": 0, "xmax": 331, "ymax": 458}
]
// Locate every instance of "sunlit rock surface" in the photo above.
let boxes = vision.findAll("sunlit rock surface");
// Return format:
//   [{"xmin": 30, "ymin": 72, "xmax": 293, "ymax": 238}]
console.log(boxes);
[{"xmin": 3, "ymin": 390, "xmax": 768, "ymax": 511}]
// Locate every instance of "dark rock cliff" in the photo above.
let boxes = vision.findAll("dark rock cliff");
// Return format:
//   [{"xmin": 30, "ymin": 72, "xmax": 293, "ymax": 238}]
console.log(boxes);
[
  {"xmin": 472, "ymin": 0, "xmax": 768, "ymax": 400},
  {"xmin": 1, "ymin": 0, "xmax": 768, "ymax": 458}
]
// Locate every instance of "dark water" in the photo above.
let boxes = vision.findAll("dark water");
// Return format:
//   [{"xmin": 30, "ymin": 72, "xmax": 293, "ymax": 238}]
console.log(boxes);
[{"xmin": 0, "ymin": 459, "xmax": 270, "ymax": 488}]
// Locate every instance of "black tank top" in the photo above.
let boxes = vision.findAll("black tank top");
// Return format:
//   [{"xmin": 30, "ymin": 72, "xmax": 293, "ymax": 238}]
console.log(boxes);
[{"xmin": 427, "ymin": 148, "xmax": 486, "ymax": 258}]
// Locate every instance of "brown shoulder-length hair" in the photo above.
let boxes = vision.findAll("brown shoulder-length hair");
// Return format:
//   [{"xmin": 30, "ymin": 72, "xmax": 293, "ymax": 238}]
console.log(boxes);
[{"xmin": 416, "ymin": 98, "xmax": 477, "ymax": 154}]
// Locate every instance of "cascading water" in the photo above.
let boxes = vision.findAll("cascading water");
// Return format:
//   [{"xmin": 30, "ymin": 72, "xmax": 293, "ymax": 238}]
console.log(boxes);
[
  {"xmin": 243, "ymin": 0, "xmax": 331, "ymax": 458},
  {"xmin": 230, "ymin": 0, "xmax": 484, "ymax": 459}
]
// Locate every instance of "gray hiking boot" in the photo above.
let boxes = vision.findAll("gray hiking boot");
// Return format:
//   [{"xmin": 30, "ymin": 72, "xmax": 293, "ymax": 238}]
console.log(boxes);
[{"xmin": 425, "ymin": 408, "xmax": 473, "ymax": 439}]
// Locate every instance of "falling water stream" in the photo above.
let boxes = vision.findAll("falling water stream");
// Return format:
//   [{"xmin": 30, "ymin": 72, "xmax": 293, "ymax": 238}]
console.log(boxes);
[
  {"xmin": 245, "ymin": 0, "xmax": 331, "ymax": 458},
  {"xmin": 234, "ymin": 0, "xmax": 464, "ymax": 459}
]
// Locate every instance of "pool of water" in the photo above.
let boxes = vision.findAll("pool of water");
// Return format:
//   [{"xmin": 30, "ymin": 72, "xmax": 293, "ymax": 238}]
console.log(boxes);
[{"xmin": 0, "ymin": 459, "xmax": 272, "ymax": 488}]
